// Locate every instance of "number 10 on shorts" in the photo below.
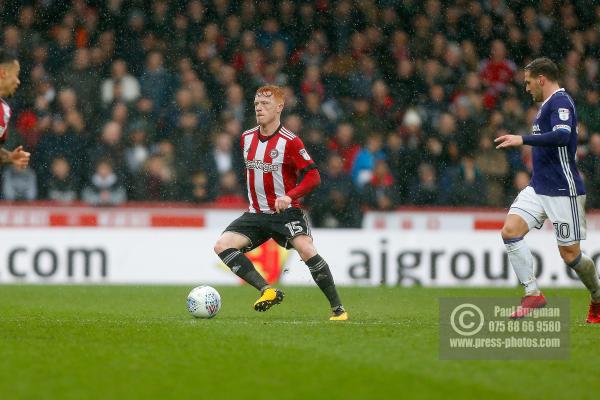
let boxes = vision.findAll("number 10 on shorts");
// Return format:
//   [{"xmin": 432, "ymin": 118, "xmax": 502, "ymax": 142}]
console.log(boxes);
[{"xmin": 553, "ymin": 222, "xmax": 570, "ymax": 240}]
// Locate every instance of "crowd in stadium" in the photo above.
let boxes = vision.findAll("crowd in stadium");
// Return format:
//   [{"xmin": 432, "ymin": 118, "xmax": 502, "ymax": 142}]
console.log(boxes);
[{"xmin": 1, "ymin": 0, "xmax": 600, "ymax": 227}]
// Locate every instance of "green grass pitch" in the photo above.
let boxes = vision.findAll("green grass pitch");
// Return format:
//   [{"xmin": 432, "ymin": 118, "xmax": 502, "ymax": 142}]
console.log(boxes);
[{"xmin": 0, "ymin": 285, "xmax": 598, "ymax": 400}]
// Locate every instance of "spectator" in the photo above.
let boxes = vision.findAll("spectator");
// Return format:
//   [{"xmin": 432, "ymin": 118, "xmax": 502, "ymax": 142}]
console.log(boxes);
[
  {"xmin": 118, "ymin": 8, "xmax": 146, "ymax": 76},
  {"xmin": 2, "ymin": 26, "xmax": 22, "ymax": 60},
  {"xmin": 349, "ymin": 56, "xmax": 380, "ymax": 99},
  {"xmin": 408, "ymin": 163, "xmax": 440, "ymax": 206},
  {"xmin": 101, "ymin": 59, "xmax": 141, "ymax": 107},
  {"xmin": 349, "ymin": 96, "xmax": 379, "ymax": 143},
  {"xmin": 391, "ymin": 60, "xmax": 426, "ymax": 108},
  {"xmin": 385, "ymin": 131, "xmax": 420, "ymax": 203},
  {"xmin": 211, "ymin": 132, "xmax": 235, "ymax": 179},
  {"xmin": 81, "ymin": 160, "xmax": 127, "ymax": 206},
  {"xmin": 140, "ymin": 51, "xmax": 172, "ymax": 112},
  {"xmin": 110, "ymin": 102, "xmax": 129, "ymax": 128},
  {"xmin": 371, "ymin": 79, "xmax": 396, "ymax": 128},
  {"xmin": 222, "ymin": 84, "xmax": 247, "ymax": 127},
  {"xmin": 505, "ymin": 170, "xmax": 531, "ymax": 206},
  {"xmin": 442, "ymin": 155, "xmax": 488, "ymax": 206},
  {"xmin": 453, "ymin": 98, "xmax": 480, "ymax": 155},
  {"xmin": 172, "ymin": 112, "xmax": 207, "ymax": 179},
  {"xmin": 164, "ymin": 87, "xmax": 200, "ymax": 139},
  {"xmin": 418, "ymin": 84, "xmax": 446, "ymax": 130},
  {"xmin": 2, "ymin": 165, "xmax": 37, "ymax": 201},
  {"xmin": 300, "ymin": 65, "xmax": 325, "ymax": 100},
  {"xmin": 479, "ymin": 40, "xmax": 516, "ymax": 108},
  {"xmin": 579, "ymin": 87, "xmax": 600, "ymax": 134},
  {"xmin": 182, "ymin": 170, "xmax": 215, "ymax": 203},
  {"xmin": 351, "ymin": 133, "xmax": 386, "ymax": 189},
  {"xmin": 362, "ymin": 159, "xmax": 398, "ymax": 210},
  {"xmin": 301, "ymin": 92, "xmax": 329, "ymax": 132},
  {"xmin": 132, "ymin": 155, "xmax": 176, "ymax": 201},
  {"xmin": 310, "ymin": 154, "xmax": 361, "ymax": 228},
  {"xmin": 475, "ymin": 133, "xmax": 510, "ymax": 206},
  {"xmin": 303, "ymin": 128, "xmax": 328, "ymax": 169},
  {"xmin": 124, "ymin": 123, "xmax": 150, "ymax": 176},
  {"xmin": 328, "ymin": 123, "xmax": 360, "ymax": 173},
  {"xmin": 47, "ymin": 25, "xmax": 74, "ymax": 74},
  {"xmin": 60, "ymin": 48, "xmax": 98, "ymax": 117},
  {"xmin": 33, "ymin": 115, "xmax": 86, "ymax": 194},
  {"xmin": 214, "ymin": 170, "xmax": 245, "ymax": 207},
  {"xmin": 579, "ymin": 133, "xmax": 600, "ymax": 209},
  {"xmin": 46, "ymin": 157, "xmax": 77, "ymax": 203},
  {"xmin": 88, "ymin": 121, "xmax": 126, "ymax": 178}
]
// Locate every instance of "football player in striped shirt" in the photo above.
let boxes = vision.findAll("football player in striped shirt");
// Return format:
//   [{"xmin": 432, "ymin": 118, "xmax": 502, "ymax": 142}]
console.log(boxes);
[
  {"xmin": 496, "ymin": 57, "xmax": 600, "ymax": 323},
  {"xmin": 0, "ymin": 49, "xmax": 30, "ymax": 169},
  {"xmin": 213, "ymin": 85, "xmax": 348, "ymax": 321}
]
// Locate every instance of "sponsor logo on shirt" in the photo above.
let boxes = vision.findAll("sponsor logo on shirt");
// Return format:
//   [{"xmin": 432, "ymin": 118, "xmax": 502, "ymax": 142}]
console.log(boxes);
[
  {"xmin": 532, "ymin": 123, "xmax": 541, "ymax": 134},
  {"xmin": 245, "ymin": 160, "xmax": 279, "ymax": 172},
  {"xmin": 552, "ymin": 124, "xmax": 571, "ymax": 132}
]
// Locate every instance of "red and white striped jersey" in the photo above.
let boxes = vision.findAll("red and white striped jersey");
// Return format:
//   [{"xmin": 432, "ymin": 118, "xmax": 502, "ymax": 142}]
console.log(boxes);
[
  {"xmin": 241, "ymin": 124, "xmax": 315, "ymax": 213},
  {"xmin": 0, "ymin": 99, "xmax": 11, "ymax": 144}
]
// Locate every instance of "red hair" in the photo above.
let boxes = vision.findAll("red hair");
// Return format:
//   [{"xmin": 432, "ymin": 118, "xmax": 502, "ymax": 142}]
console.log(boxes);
[{"xmin": 256, "ymin": 85, "xmax": 285, "ymax": 104}]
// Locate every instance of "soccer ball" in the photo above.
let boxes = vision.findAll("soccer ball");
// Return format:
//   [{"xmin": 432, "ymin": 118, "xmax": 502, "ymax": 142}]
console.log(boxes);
[{"xmin": 187, "ymin": 286, "xmax": 221, "ymax": 318}]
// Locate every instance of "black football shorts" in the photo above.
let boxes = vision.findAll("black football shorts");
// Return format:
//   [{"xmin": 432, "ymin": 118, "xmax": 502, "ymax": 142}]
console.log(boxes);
[{"xmin": 223, "ymin": 208, "xmax": 312, "ymax": 252}]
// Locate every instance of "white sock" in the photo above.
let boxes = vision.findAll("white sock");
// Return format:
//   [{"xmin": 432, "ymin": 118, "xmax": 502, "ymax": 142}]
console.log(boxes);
[
  {"xmin": 569, "ymin": 253, "xmax": 600, "ymax": 302},
  {"xmin": 504, "ymin": 237, "xmax": 540, "ymax": 296}
]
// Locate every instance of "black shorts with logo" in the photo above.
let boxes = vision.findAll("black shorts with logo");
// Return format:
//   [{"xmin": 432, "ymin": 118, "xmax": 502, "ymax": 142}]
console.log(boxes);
[{"xmin": 223, "ymin": 208, "xmax": 312, "ymax": 252}]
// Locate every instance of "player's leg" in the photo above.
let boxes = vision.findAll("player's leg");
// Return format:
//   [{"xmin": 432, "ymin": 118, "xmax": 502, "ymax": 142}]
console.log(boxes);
[
  {"xmin": 214, "ymin": 231, "xmax": 270, "ymax": 291},
  {"xmin": 274, "ymin": 208, "xmax": 347, "ymax": 320},
  {"xmin": 551, "ymin": 195, "xmax": 600, "ymax": 323},
  {"xmin": 502, "ymin": 187, "xmax": 547, "ymax": 318},
  {"xmin": 214, "ymin": 227, "xmax": 284, "ymax": 312},
  {"xmin": 501, "ymin": 214, "xmax": 540, "ymax": 296},
  {"xmin": 289, "ymin": 234, "xmax": 347, "ymax": 321},
  {"xmin": 562, "ymin": 245, "xmax": 600, "ymax": 323},
  {"xmin": 503, "ymin": 186, "xmax": 547, "ymax": 296},
  {"xmin": 559, "ymin": 243, "xmax": 600, "ymax": 302}
]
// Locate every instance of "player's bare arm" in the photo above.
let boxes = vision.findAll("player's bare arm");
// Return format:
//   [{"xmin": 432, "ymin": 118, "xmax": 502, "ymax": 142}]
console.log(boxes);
[{"xmin": 0, "ymin": 145, "xmax": 30, "ymax": 169}]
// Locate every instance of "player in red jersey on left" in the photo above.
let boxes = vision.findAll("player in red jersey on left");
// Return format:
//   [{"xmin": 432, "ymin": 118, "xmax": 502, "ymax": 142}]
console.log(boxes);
[
  {"xmin": 213, "ymin": 85, "xmax": 348, "ymax": 321},
  {"xmin": 0, "ymin": 48, "xmax": 30, "ymax": 169}
]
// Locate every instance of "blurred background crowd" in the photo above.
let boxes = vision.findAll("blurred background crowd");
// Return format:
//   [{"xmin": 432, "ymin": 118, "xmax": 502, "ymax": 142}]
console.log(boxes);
[{"xmin": 1, "ymin": 0, "xmax": 600, "ymax": 227}]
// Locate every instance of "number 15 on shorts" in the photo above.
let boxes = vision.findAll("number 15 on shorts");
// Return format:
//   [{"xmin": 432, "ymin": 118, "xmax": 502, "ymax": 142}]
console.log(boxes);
[{"xmin": 285, "ymin": 221, "xmax": 303, "ymax": 236}]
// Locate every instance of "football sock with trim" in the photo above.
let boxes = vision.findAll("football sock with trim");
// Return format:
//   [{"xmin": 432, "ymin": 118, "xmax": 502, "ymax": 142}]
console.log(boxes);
[
  {"xmin": 218, "ymin": 248, "xmax": 269, "ymax": 291},
  {"xmin": 504, "ymin": 237, "xmax": 540, "ymax": 296},
  {"xmin": 306, "ymin": 254, "xmax": 342, "ymax": 309},
  {"xmin": 568, "ymin": 253, "xmax": 600, "ymax": 302}
]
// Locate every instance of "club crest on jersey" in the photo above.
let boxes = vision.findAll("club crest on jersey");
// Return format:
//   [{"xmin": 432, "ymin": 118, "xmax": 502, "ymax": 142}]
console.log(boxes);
[
  {"xmin": 299, "ymin": 149, "xmax": 311, "ymax": 161},
  {"xmin": 558, "ymin": 108, "xmax": 570, "ymax": 121},
  {"xmin": 269, "ymin": 149, "xmax": 279, "ymax": 158}
]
